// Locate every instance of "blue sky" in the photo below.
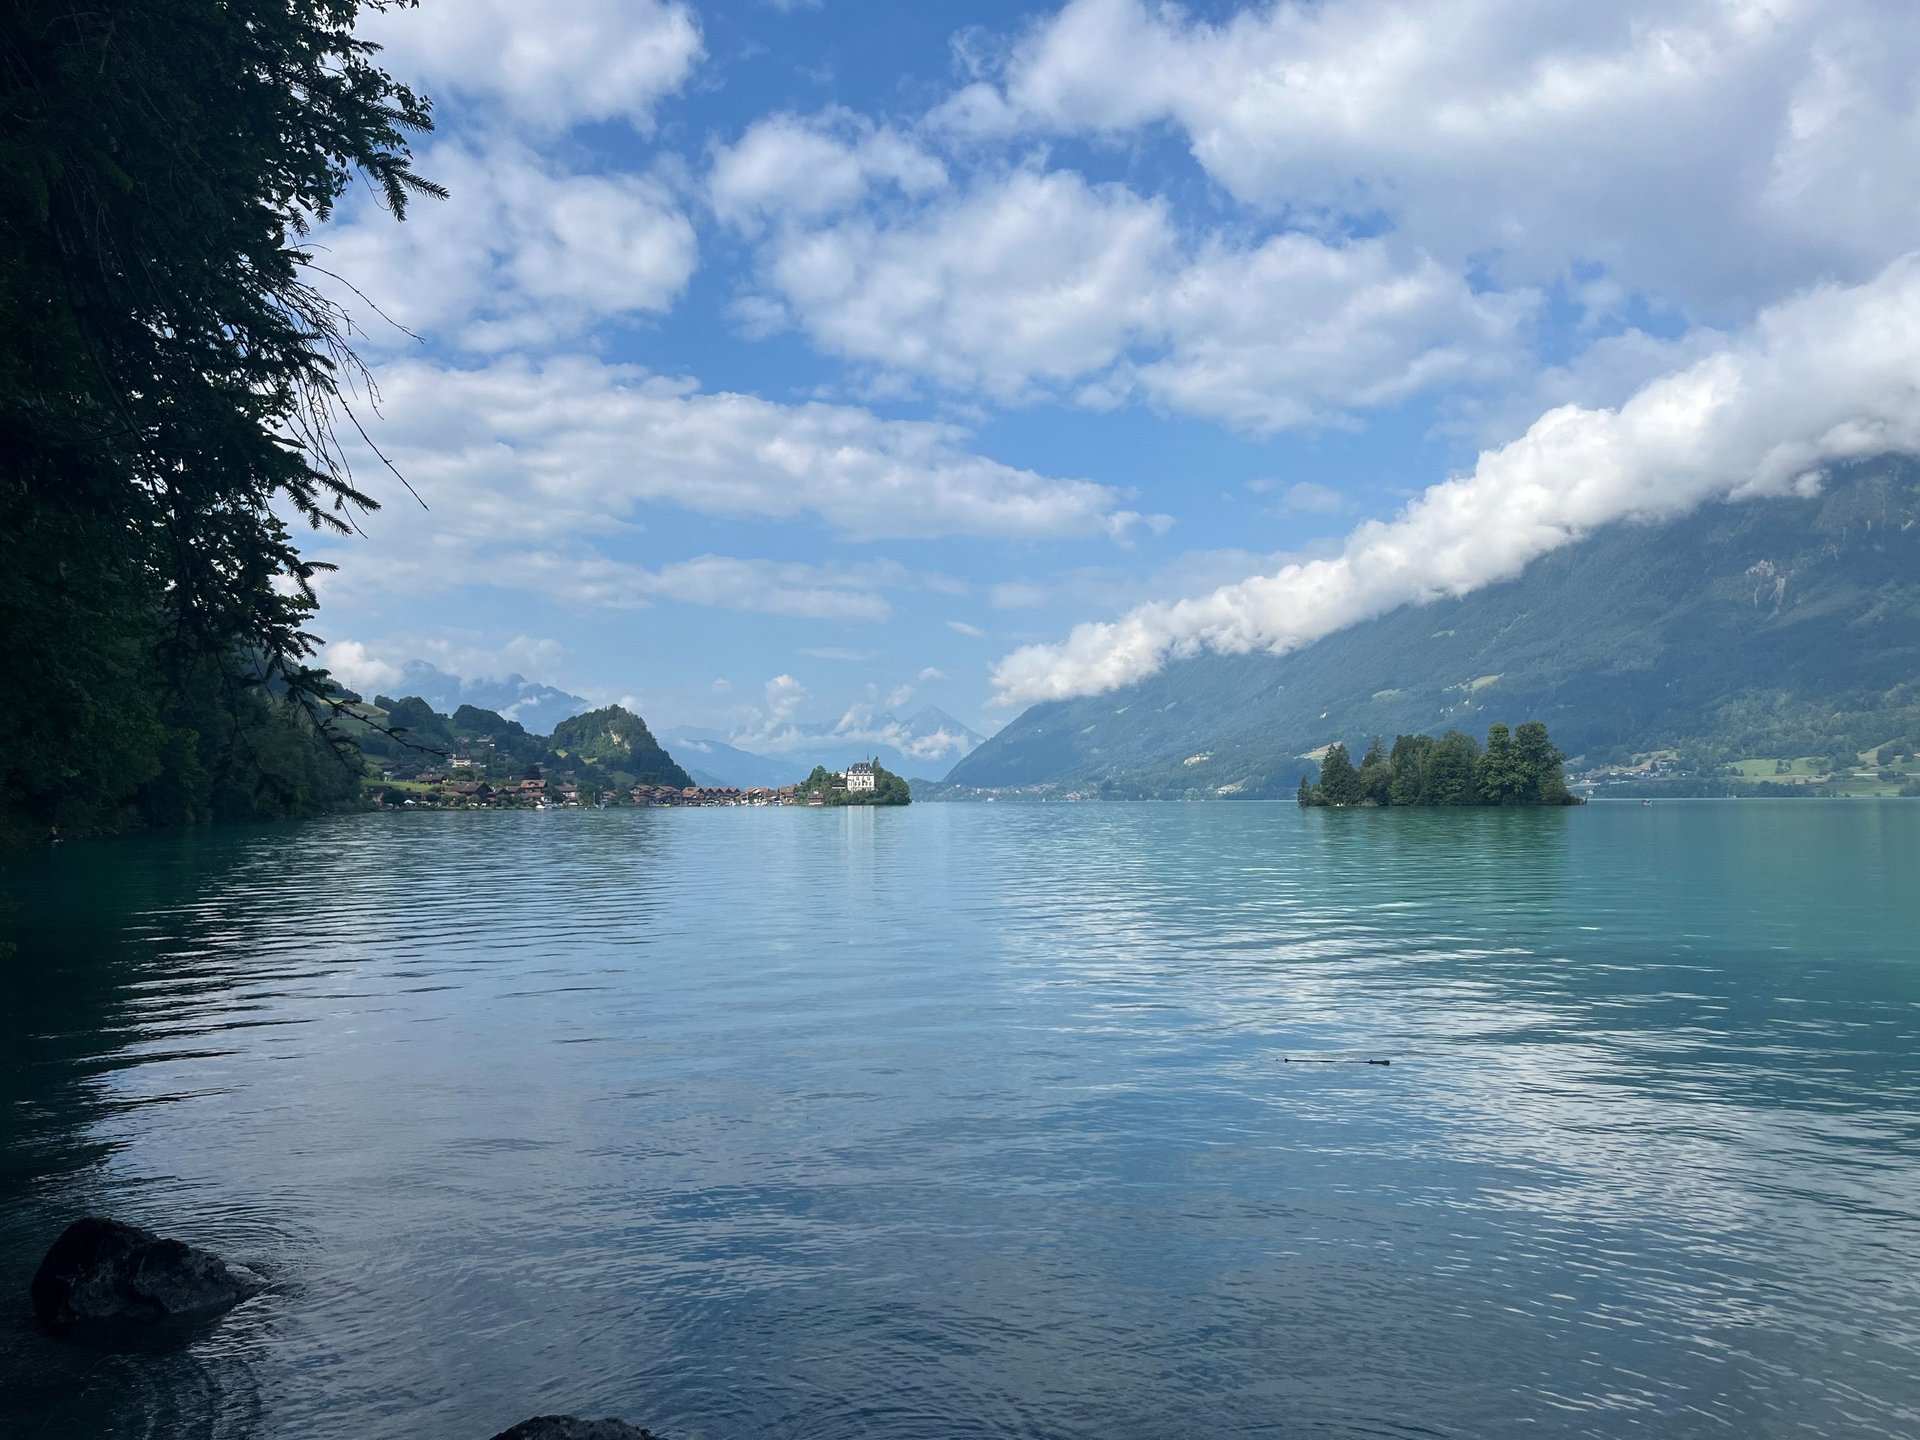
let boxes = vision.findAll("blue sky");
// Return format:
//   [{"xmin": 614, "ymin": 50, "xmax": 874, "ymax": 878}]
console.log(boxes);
[{"xmin": 309, "ymin": 0, "xmax": 1920, "ymax": 765}]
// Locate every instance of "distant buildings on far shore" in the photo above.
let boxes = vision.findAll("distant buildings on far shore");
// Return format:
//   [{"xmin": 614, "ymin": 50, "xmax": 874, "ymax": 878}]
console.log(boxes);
[
  {"xmin": 375, "ymin": 764, "xmax": 896, "ymax": 810},
  {"xmin": 628, "ymin": 784, "xmax": 797, "ymax": 807}
]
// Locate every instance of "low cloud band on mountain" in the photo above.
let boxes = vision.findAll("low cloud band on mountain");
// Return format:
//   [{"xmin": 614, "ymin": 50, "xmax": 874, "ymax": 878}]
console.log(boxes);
[
  {"xmin": 954, "ymin": 455, "xmax": 1920, "ymax": 795},
  {"xmin": 992, "ymin": 254, "xmax": 1920, "ymax": 706}
]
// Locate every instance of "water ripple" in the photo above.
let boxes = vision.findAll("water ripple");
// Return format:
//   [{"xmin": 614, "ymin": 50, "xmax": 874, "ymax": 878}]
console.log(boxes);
[{"xmin": 1, "ymin": 801, "xmax": 1917, "ymax": 1438}]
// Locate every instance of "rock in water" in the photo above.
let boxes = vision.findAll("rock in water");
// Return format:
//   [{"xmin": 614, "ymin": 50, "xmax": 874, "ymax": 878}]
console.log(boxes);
[
  {"xmin": 488, "ymin": 1420, "xmax": 659, "ymax": 1440},
  {"xmin": 30, "ymin": 1217, "xmax": 265, "ymax": 1332}
]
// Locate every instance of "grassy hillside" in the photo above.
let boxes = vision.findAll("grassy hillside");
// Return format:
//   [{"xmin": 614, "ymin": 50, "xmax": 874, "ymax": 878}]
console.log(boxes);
[{"xmin": 948, "ymin": 457, "xmax": 1920, "ymax": 797}]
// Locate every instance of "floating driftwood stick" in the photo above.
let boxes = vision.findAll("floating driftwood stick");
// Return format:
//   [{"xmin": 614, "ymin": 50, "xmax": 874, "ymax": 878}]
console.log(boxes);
[{"xmin": 1282, "ymin": 1057, "xmax": 1391, "ymax": 1065}]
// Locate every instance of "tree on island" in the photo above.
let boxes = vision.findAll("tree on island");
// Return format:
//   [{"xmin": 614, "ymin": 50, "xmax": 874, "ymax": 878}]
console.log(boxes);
[
  {"xmin": 1511, "ymin": 721, "xmax": 1573, "ymax": 805},
  {"xmin": 1358, "ymin": 737, "xmax": 1392, "ymax": 806},
  {"xmin": 1316, "ymin": 744, "xmax": 1361, "ymax": 806},
  {"xmin": 1387, "ymin": 734, "xmax": 1436, "ymax": 805},
  {"xmin": 1298, "ymin": 721, "xmax": 1580, "ymax": 807},
  {"xmin": 1425, "ymin": 730, "xmax": 1483, "ymax": 805},
  {"xmin": 1477, "ymin": 723, "xmax": 1528, "ymax": 805}
]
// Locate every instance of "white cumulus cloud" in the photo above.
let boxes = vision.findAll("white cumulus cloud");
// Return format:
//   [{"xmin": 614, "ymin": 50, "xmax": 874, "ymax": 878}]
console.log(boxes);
[
  {"xmin": 992, "ymin": 254, "xmax": 1920, "ymax": 705},
  {"xmin": 337, "ymin": 354, "xmax": 1157, "ymax": 543},
  {"xmin": 362, "ymin": 0, "xmax": 703, "ymax": 131},
  {"xmin": 713, "ymin": 117, "xmax": 1527, "ymax": 427},
  {"xmin": 318, "ymin": 142, "xmax": 697, "ymax": 352},
  {"xmin": 765, "ymin": 674, "xmax": 809, "ymax": 721},
  {"xmin": 981, "ymin": 0, "xmax": 1920, "ymax": 313},
  {"xmin": 737, "ymin": 160, "xmax": 1175, "ymax": 398},
  {"xmin": 318, "ymin": 640, "xmax": 404, "ymax": 695},
  {"xmin": 1134, "ymin": 233, "xmax": 1533, "ymax": 432},
  {"xmin": 709, "ymin": 110, "xmax": 947, "ymax": 230}
]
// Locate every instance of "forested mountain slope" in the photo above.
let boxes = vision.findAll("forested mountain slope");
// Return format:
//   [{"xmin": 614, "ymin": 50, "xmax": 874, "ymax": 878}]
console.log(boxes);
[
  {"xmin": 344, "ymin": 699, "xmax": 693, "ymax": 790},
  {"xmin": 549, "ymin": 706, "xmax": 692, "ymax": 788},
  {"xmin": 948, "ymin": 458, "xmax": 1920, "ymax": 796}
]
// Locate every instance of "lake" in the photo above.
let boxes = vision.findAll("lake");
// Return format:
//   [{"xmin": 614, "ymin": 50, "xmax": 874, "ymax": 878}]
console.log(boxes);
[{"xmin": 2, "ymin": 801, "xmax": 1917, "ymax": 1439}]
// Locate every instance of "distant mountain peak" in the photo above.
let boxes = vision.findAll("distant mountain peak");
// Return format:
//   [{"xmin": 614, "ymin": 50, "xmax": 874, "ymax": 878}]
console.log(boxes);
[
  {"xmin": 664, "ymin": 702, "xmax": 987, "ymax": 785},
  {"xmin": 390, "ymin": 660, "xmax": 590, "ymax": 736},
  {"xmin": 658, "ymin": 728, "xmax": 800, "ymax": 789},
  {"xmin": 902, "ymin": 703, "xmax": 976, "ymax": 735}
]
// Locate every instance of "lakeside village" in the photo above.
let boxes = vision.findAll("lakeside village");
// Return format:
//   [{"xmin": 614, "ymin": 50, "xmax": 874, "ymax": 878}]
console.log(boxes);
[
  {"xmin": 371, "ymin": 761, "xmax": 894, "ymax": 810},
  {"xmin": 374, "ymin": 768, "xmax": 898, "ymax": 814},
  {"xmin": 343, "ymin": 699, "xmax": 911, "ymax": 809}
]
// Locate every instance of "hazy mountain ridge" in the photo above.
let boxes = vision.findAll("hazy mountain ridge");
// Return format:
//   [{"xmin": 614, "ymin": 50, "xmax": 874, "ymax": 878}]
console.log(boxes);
[
  {"xmin": 658, "ymin": 731, "xmax": 798, "ymax": 790},
  {"xmin": 948, "ymin": 457, "xmax": 1920, "ymax": 796},
  {"xmin": 682, "ymin": 706, "xmax": 986, "ymax": 786},
  {"xmin": 389, "ymin": 661, "xmax": 592, "ymax": 735}
]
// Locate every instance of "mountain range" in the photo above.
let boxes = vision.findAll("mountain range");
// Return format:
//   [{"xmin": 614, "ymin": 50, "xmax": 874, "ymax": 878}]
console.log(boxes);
[
  {"xmin": 347, "ymin": 696, "xmax": 692, "ymax": 790},
  {"xmin": 659, "ymin": 731, "xmax": 803, "ymax": 790},
  {"xmin": 947, "ymin": 456, "xmax": 1920, "ymax": 797},
  {"xmin": 384, "ymin": 661, "xmax": 592, "ymax": 736},
  {"xmin": 358, "ymin": 660, "xmax": 987, "ymax": 789},
  {"xmin": 668, "ymin": 706, "xmax": 986, "ymax": 787}
]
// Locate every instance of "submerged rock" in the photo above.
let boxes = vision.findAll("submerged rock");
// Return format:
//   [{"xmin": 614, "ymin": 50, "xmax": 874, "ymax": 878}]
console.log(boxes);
[
  {"xmin": 29, "ymin": 1217, "xmax": 265, "ymax": 1333},
  {"xmin": 488, "ymin": 1420, "xmax": 659, "ymax": 1440}
]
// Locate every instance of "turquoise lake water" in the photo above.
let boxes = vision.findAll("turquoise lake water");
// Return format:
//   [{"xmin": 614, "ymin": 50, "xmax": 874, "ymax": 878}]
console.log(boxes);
[{"xmin": 2, "ymin": 801, "xmax": 1917, "ymax": 1439}]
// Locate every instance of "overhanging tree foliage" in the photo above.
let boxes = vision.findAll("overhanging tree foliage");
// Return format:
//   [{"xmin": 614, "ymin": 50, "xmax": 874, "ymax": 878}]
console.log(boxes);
[{"xmin": 1, "ymin": 0, "xmax": 437, "ymax": 839}]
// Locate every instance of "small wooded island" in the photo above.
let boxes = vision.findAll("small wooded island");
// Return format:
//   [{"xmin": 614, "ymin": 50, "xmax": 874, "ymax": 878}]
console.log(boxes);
[
  {"xmin": 794, "ymin": 760, "xmax": 912, "ymax": 806},
  {"xmin": 1298, "ymin": 722, "xmax": 1582, "ymax": 807}
]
